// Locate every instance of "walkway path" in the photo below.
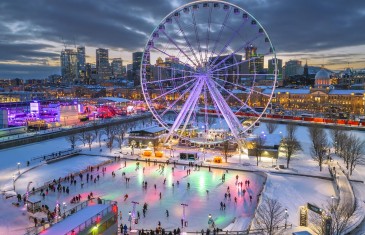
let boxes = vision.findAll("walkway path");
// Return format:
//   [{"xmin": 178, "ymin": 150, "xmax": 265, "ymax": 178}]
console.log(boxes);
[{"xmin": 329, "ymin": 161, "xmax": 355, "ymax": 213}]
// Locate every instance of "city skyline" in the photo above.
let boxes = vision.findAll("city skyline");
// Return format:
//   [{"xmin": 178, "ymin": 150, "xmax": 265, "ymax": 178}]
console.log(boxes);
[{"xmin": 0, "ymin": 0, "xmax": 365, "ymax": 79}]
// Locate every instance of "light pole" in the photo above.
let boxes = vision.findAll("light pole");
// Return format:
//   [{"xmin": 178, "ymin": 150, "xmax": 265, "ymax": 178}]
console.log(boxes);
[
  {"xmin": 131, "ymin": 201, "xmax": 139, "ymax": 231},
  {"xmin": 63, "ymin": 202, "xmax": 67, "ymax": 214},
  {"xmin": 12, "ymin": 175, "xmax": 15, "ymax": 191},
  {"xmin": 169, "ymin": 140, "xmax": 172, "ymax": 158},
  {"xmin": 331, "ymin": 195, "xmax": 335, "ymax": 208},
  {"xmin": 208, "ymin": 214, "xmax": 214, "ymax": 228},
  {"xmin": 55, "ymin": 201, "xmax": 60, "ymax": 222},
  {"xmin": 284, "ymin": 208, "xmax": 289, "ymax": 229},
  {"xmin": 181, "ymin": 203, "xmax": 188, "ymax": 228},
  {"xmin": 17, "ymin": 162, "xmax": 20, "ymax": 175},
  {"xmin": 128, "ymin": 211, "xmax": 132, "ymax": 231}
]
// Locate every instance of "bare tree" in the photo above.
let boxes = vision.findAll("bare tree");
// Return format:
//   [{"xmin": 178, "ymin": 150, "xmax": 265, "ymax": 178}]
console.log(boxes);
[
  {"xmin": 105, "ymin": 125, "xmax": 118, "ymax": 153},
  {"xmin": 337, "ymin": 133, "xmax": 351, "ymax": 168},
  {"xmin": 253, "ymin": 197, "xmax": 286, "ymax": 235},
  {"xmin": 329, "ymin": 201, "xmax": 353, "ymax": 235},
  {"xmin": 266, "ymin": 122, "xmax": 278, "ymax": 134},
  {"xmin": 222, "ymin": 140, "xmax": 232, "ymax": 163},
  {"xmin": 115, "ymin": 124, "xmax": 128, "ymax": 151},
  {"xmin": 252, "ymin": 135, "xmax": 266, "ymax": 166},
  {"xmin": 309, "ymin": 200, "xmax": 352, "ymax": 235},
  {"xmin": 153, "ymin": 141, "xmax": 159, "ymax": 156},
  {"xmin": 106, "ymin": 135, "xmax": 115, "ymax": 153},
  {"xmin": 281, "ymin": 139, "xmax": 302, "ymax": 169},
  {"xmin": 78, "ymin": 129, "xmax": 87, "ymax": 147},
  {"xmin": 330, "ymin": 126, "xmax": 344, "ymax": 154},
  {"xmin": 337, "ymin": 132, "xmax": 350, "ymax": 165},
  {"xmin": 281, "ymin": 124, "xmax": 301, "ymax": 168},
  {"xmin": 335, "ymin": 133, "xmax": 362, "ymax": 174},
  {"xmin": 308, "ymin": 125, "xmax": 328, "ymax": 171},
  {"xmin": 65, "ymin": 134, "xmax": 77, "ymax": 149},
  {"xmin": 347, "ymin": 134, "xmax": 365, "ymax": 175},
  {"xmin": 84, "ymin": 132, "xmax": 96, "ymax": 151},
  {"xmin": 103, "ymin": 123, "xmax": 113, "ymax": 139},
  {"xmin": 92, "ymin": 122, "xmax": 102, "ymax": 147},
  {"xmin": 286, "ymin": 123, "xmax": 297, "ymax": 140}
]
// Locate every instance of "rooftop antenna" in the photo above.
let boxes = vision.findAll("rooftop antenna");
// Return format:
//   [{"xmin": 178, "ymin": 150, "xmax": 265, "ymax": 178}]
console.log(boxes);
[
  {"xmin": 60, "ymin": 36, "xmax": 67, "ymax": 50},
  {"xmin": 73, "ymin": 37, "xmax": 77, "ymax": 48}
]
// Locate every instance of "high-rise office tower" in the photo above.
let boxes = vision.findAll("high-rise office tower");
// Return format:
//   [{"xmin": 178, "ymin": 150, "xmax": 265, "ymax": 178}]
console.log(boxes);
[
  {"xmin": 96, "ymin": 48, "xmax": 111, "ymax": 80},
  {"xmin": 284, "ymin": 60, "xmax": 303, "ymax": 79},
  {"xmin": 77, "ymin": 46, "xmax": 86, "ymax": 82},
  {"xmin": 132, "ymin": 52, "xmax": 143, "ymax": 72},
  {"xmin": 209, "ymin": 54, "xmax": 242, "ymax": 84},
  {"xmin": 111, "ymin": 58, "xmax": 123, "ymax": 78},
  {"xmin": 132, "ymin": 52, "xmax": 148, "ymax": 86},
  {"xmin": 60, "ymin": 49, "xmax": 78, "ymax": 84},
  {"xmin": 268, "ymin": 58, "xmax": 283, "ymax": 75},
  {"xmin": 244, "ymin": 45, "xmax": 264, "ymax": 74}
]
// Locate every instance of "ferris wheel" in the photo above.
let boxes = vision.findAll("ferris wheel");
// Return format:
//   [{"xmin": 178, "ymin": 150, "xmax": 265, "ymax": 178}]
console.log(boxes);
[{"xmin": 141, "ymin": 0, "xmax": 277, "ymax": 147}]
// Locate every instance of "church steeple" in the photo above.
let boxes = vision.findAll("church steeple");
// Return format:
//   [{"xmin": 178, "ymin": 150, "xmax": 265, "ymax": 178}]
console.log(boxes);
[{"xmin": 303, "ymin": 59, "xmax": 308, "ymax": 78}]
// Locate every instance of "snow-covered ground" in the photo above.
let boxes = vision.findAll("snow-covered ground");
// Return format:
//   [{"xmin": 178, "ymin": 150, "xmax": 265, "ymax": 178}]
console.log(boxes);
[
  {"xmin": 0, "ymin": 120, "xmax": 365, "ymax": 234},
  {"xmin": 264, "ymin": 174, "xmax": 335, "ymax": 226}
]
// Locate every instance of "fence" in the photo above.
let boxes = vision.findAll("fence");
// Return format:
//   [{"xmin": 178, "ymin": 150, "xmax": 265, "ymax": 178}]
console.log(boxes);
[
  {"xmin": 25, "ymin": 199, "xmax": 117, "ymax": 235},
  {"xmin": 116, "ymin": 224, "xmax": 293, "ymax": 235},
  {"xmin": 64, "ymin": 199, "xmax": 117, "ymax": 235},
  {"xmin": 29, "ymin": 148, "xmax": 80, "ymax": 164},
  {"xmin": 24, "ymin": 158, "xmax": 113, "ymax": 198},
  {"xmin": 0, "ymin": 112, "xmax": 152, "ymax": 150}
]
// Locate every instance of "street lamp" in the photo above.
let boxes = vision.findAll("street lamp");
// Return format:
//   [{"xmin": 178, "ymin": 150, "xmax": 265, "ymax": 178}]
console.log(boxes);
[
  {"xmin": 17, "ymin": 162, "xmax": 20, "ymax": 175},
  {"xmin": 12, "ymin": 175, "xmax": 15, "ymax": 191},
  {"xmin": 169, "ymin": 140, "xmax": 172, "ymax": 158},
  {"xmin": 130, "ymin": 201, "xmax": 139, "ymax": 231},
  {"xmin": 331, "ymin": 195, "xmax": 335, "ymax": 208},
  {"xmin": 284, "ymin": 208, "xmax": 289, "ymax": 229},
  {"xmin": 128, "ymin": 211, "xmax": 132, "ymax": 231},
  {"xmin": 181, "ymin": 203, "xmax": 188, "ymax": 229},
  {"xmin": 63, "ymin": 202, "xmax": 67, "ymax": 213},
  {"xmin": 55, "ymin": 201, "xmax": 60, "ymax": 222},
  {"xmin": 208, "ymin": 214, "xmax": 214, "ymax": 228}
]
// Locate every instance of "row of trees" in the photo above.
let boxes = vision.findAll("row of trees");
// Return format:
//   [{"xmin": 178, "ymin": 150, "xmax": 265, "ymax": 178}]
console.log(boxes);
[
  {"xmin": 255, "ymin": 123, "xmax": 301, "ymax": 168},
  {"xmin": 65, "ymin": 121, "xmax": 140, "ymax": 152},
  {"xmin": 308, "ymin": 125, "xmax": 365, "ymax": 174},
  {"xmin": 330, "ymin": 127, "xmax": 365, "ymax": 175},
  {"xmin": 253, "ymin": 196, "xmax": 353, "ymax": 235},
  {"xmin": 265, "ymin": 122, "xmax": 365, "ymax": 174}
]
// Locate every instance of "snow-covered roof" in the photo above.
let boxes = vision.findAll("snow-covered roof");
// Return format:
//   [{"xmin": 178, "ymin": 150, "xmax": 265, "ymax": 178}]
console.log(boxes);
[
  {"xmin": 99, "ymin": 97, "xmax": 130, "ymax": 103},
  {"xmin": 329, "ymin": 90, "xmax": 365, "ymax": 95},
  {"xmin": 262, "ymin": 134, "xmax": 282, "ymax": 147},
  {"xmin": 263, "ymin": 89, "xmax": 310, "ymax": 95},
  {"xmin": 130, "ymin": 125, "xmax": 165, "ymax": 134},
  {"xmin": 247, "ymin": 134, "xmax": 282, "ymax": 147},
  {"xmin": 43, "ymin": 204, "xmax": 109, "ymax": 234},
  {"xmin": 292, "ymin": 232, "xmax": 313, "ymax": 235},
  {"xmin": 231, "ymin": 89, "xmax": 244, "ymax": 94}
]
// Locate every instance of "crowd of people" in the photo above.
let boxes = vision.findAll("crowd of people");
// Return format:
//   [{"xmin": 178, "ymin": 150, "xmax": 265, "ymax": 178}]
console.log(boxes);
[{"xmin": 21, "ymin": 153, "xmax": 261, "ymax": 234}]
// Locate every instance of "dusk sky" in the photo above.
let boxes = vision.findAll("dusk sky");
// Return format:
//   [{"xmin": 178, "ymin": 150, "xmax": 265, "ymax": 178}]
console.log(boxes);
[{"xmin": 0, "ymin": 0, "xmax": 365, "ymax": 79}]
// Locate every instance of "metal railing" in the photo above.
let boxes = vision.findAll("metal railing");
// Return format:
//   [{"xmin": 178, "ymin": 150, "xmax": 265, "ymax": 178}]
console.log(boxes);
[
  {"xmin": 117, "ymin": 225, "xmax": 293, "ymax": 235},
  {"xmin": 0, "ymin": 112, "xmax": 152, "ymax": 143},
  {"xmin": 64, "ymin": 199, "xmax": 117, "ymax": 235},
  {"xmin": 30, "ymin": 148, "xmax": 79, "ymax": 163}
]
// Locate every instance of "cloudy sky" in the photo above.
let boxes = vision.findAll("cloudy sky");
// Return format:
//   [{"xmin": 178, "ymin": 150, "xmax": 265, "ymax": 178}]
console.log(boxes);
[{"xmin": 0, "ymin": 0, "xmax": 365, "ymax": 79}]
